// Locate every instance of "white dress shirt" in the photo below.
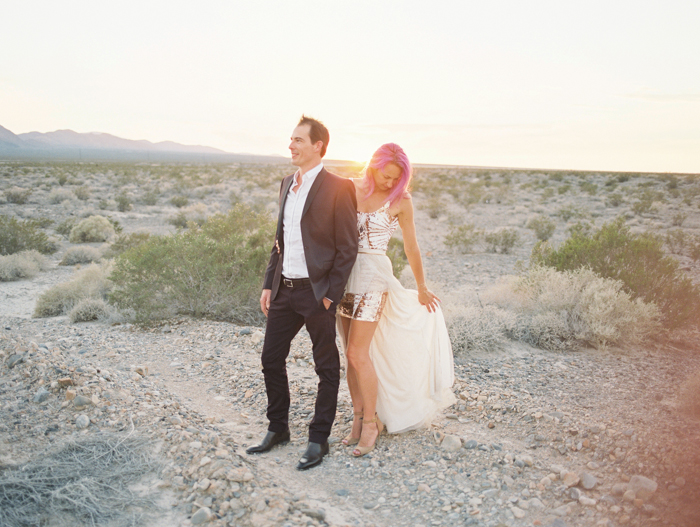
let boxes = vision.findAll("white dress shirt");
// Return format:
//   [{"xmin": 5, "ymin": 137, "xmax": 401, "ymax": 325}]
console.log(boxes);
[{"xmin": 281, "ymin": 162, "xmax": 323, "ymax": 278}]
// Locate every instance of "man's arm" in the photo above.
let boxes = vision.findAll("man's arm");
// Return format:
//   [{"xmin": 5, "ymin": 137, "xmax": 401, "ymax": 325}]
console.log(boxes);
[{"xmin": 325, "ymin": 178, "xmax": 359, "ymax": 303}]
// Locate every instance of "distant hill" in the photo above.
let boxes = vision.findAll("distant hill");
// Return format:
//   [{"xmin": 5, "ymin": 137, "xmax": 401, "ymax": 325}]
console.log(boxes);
[{"xmin": 0, "ymin": 125, "xmax": 285, "ymax": 163}]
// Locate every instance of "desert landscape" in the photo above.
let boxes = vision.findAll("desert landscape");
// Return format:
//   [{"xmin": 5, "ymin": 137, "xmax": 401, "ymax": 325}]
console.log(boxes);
[{"xmin": 1, "ymin": 160, "xmax": 699, "ymax": 527}]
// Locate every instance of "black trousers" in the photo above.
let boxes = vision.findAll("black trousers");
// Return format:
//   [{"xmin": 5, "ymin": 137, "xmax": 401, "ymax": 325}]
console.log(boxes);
[{"xmin": 261, "ymin": 281, "xmax": 339, "ymax": 444}]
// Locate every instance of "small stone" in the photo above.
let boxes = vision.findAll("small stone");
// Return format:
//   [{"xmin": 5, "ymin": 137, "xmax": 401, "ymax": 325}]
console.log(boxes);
[
  {"xmin": 75, "ymin": 414, "xmax": 90, "ymax": 429},
  {"xmin": 417, "ymin": 483, "xmax": 430, "ymax": 493},
  {"xmin": 73, "ymin": 395, "xmax": 92, "ymax": 408},
  {"xmin": 65, "ymin": 389, "xmax": 76, "ymax": 401},
  {"xmin": 7, "ymin": 354, "xmax": 24, "ymax": 368},
  {"xmin": 675, "ymin": 477, "xmax": 686, "ymax": 487},
  {"xmin": 517, "ymin": 455, "xmax": 533, "ymax": 467},
  {"xmin": 612, "ymin": 483, "xmax": 627, "ymax": 496},
  {"xmin": 540, "ymin": 476, "xmax": 552, "ymax": 487},
  {"xmin": 441, "ymin": 434, "xmax": 462, "ymax": 452},
  {"xmin": 335, "ymin": 489, "xmax": 349, "ymax": 496},
  {"xmin": 568, "ymin": 487, "xmax": 582, "ymax": 500},
  {"xmin": 58, "ymin": 377, "xmax": 74, "ymax": 387},
  {"xmin": 34, "ymin": 387, "xmax": 50, "ymax": 403},
  {"xmin": 433, "ymin": 430, "xmax": 445, "ymax": 443},
  {"xmin": 550, "ymin": 504, "xmax": 570, "ymax": 517},
  {"xmin": 562, "ymin": 472, "xmax": 580, "ymax": 487},
  {"xmin": 134, "ymin": 365, "xmax": 148, "ymax": 377},
  {"xmin": 465, "ymin": 439, "xmax": 478, "ymax": 449},
  {"xmin": 250, "ymin": 330, "xmax": 264, "ymax": 345},
  {"xmin": 623, "ymin": 489, "xmax": 636, "ymax": 502},
  {"xmin": 628, "ymin": 475, "xmax": 658, "ymax": 500},
  {"xmin": 363, "ymin": 501, "xmax": 378, "ymax": 510},
  {"xmin": 528, "ymin": 498, "xmax": 545, "ymax": 510},
  {"xmin": 579, "ymin": 496, "xmax": 597, "ymax": 506},
  {"xmin": 551, "ymin": 520, "xmax": 568, "ymax": 527},
  {"xmin": 483, "ymin": 488, "xmax": 499, "ymax": 499},
  {"xmin": 170, "ymin": 415, "xmax": 183, "ymax": 425},
  {"xmin": 190, "ymin": 507, "xmax": 212, "ymax": 524},
  {"xmin": 198, "ymin": 478, "xmax": 211, "ymax": 491},
  {"xmin": 512, "ymin": 506, "xmax": 526, "ymax": 518},
  {"xmin": 580, "ymin": 473, "xmax": 597, "ymax": 490},
  {"xmin": 300, "ymin": 509, "xmax": 326, "ymax": 521}
]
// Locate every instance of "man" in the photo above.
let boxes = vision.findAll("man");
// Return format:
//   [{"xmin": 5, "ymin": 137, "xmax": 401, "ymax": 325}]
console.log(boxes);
[{"xmin": 246, "ymin": 115, "xmax": 358, "ymax": 470}]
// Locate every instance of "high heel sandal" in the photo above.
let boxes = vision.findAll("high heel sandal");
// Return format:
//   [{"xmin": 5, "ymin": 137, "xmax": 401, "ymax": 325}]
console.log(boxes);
[
  {"xmin": 341, "ymin": 412, "xmax": 363, "ymax": 446},
  {"xmin": 352, "ymin": 413, "xmax": 384, "ymax": 457}
]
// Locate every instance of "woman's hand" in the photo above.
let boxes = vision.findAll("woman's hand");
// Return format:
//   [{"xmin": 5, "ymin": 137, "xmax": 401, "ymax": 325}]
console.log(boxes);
[{"xmin": 418, "ymin": 288, "xmax": 441, "ymax": 313}]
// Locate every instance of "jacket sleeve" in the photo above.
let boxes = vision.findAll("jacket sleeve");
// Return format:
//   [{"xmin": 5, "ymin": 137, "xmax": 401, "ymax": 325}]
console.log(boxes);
[
  {"xmin": 262, "ymin": 179, "xmax": 286, "ymax": 290},
  {"xmin": 325, "ymin": 178, "xmax": 359, "ymax": 303}
]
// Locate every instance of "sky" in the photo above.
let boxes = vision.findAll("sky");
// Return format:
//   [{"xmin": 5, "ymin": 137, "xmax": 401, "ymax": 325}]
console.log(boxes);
[{"xmin": 1, "ymin": 0, "xmax": 699, "ymax": 173}]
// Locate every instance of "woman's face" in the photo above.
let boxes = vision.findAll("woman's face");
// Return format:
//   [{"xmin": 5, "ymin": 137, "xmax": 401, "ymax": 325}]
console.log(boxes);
[{"xmin": 372, "ymin": 163, "xmax": 402, "ymax": 192}]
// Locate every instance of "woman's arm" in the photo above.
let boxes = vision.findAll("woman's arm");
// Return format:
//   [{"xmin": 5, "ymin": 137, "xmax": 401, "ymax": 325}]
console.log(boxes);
[{"xmin": 396, "ymin": 195, "xmax": 440, "ymax": 312}]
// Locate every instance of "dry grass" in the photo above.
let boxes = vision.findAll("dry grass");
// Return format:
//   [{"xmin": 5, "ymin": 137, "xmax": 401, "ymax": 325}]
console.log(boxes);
[
  {"xmin": 34, "ymin": 262, "xmax": 113, "ymax": 318},
  {"xmin": 60, "ymin": 246, "xmax": 102, "ymax": 266},
  {"xmin": 0, "ymin": 250, "xmax": 50, "ymax": 281}
]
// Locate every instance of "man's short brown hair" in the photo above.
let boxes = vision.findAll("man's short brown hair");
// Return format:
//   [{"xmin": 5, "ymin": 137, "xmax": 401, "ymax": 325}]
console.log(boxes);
[{"xmin": 298, "ymin": 115, "xmax": 330, "ymax": 158}]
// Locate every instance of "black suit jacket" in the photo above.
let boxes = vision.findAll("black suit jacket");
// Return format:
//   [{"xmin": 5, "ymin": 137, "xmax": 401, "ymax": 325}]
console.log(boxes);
[{"xmin": 263, "ymin": 168, "xmax": 358, "ymax": 304}]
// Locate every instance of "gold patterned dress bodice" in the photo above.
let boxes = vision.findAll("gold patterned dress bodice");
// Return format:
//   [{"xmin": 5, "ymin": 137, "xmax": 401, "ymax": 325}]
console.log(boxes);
[{"xmin": 358, "ymin": 201, "xmax": 399, "ymax": 253}]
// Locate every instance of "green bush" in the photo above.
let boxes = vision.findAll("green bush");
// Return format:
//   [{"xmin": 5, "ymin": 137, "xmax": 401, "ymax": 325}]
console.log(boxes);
[
  {"xmin": 115, "ymin": 192, "xmax": 132, "ymax": 212},
  {"xmin": 671, "ymin": 212, "xmax": 687, "ymax": 227},
  {"xmin": 69, "ymin": 215, "xmax": 115, "ymax": 243},
  {"xmin": 74, "ymin": 186, "xmax": 91, "ymax": 201},
  {"xmin": 0, "ymin": 215, "xmax": 58, "ymax": 255},
  {"xmin": 142, "ymin": 189, "xmax": 159, "ymax": 206},
  {"xmin": 386, "ymin": 237, "xmax": 408, "ymax": 277},
  {"xmin": 531, "ymin": 217, "xmax": 700, "ymax": 329},
  {"xmin": 606, "ymin": 192, "xmax": 624, "ymax": 207},
  {"xmin": 55, "ymin": 218, "xmax": 78, "ymax": 237},
  {"xmin": 103, "ymin": 232, "xmax": 152, "ymax": 259},
  {"xmin": 444, "ymin": 224, "xmax": 482, "ymax": 253},
  {"xmin": 109, "ymin": 204, "xmax": 275, "ymax": 324},
  {"xmin": 0, "ymin": 250, "xmax": 50, "ymax": 281},
  {"xmin": 34, "ymin": 262, "xmax": 113, "ymax": 318},
  {"xmin": 484, "ymin": 228, "xmax": 520, "ymax": 254},
  {"xmin": 556, "ymin": 204, "xmax": 588, "ymax": 222},
  {"xmin": 525, "ymin": 215, "xmax": 556, "ymax": 241},
  {"xmin": 169, "ymin": 195, "xmax": 189, "ymax": 208},
  {"xmin": 48, "ymin": 188, "xmax": 75, "ymax": 204}
]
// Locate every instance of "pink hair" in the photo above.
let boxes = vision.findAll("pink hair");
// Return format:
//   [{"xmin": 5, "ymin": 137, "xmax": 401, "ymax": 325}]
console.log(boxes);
[{"xmin": 361, "ymin": 143, "xmax": 412, "ymax": 206}]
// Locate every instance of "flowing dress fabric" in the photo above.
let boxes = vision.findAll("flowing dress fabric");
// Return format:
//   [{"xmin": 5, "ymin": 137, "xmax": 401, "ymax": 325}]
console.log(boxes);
[{"xmin": 337, "ymin": 202, "xmax": 456, "ymax": 434}]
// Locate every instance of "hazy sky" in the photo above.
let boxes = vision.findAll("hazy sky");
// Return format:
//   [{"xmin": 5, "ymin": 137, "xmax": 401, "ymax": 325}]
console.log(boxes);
[{"xmin": 2, "ymin": 1, "xmax": 699, "ymax": 173}]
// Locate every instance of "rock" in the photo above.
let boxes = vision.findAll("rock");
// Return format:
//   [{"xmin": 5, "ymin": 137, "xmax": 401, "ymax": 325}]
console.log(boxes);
[
  {"xmin": 363, "ymin": 501, "xmax": 378, "ymax": 510},
  {"xmin": 433, "ymin": 430, "xmax": 445, "ymax": 443},
  {"xmin": 579, "ymin": 496, "xmax": 596, "ymax": 506},
  {"xmin": 417, "ymin": 483, "xmax": 431, "ymax": 493},
  {"xmin": 580, "ymin": 473, "xmax": 597, "ymax": 490},
  {"xmin": 550, "ymin": 504, "xmax": 570, "ymax": 517},
  {"xmin": 465, "ymin": 439, "xmax": 478, "ymax": 449},
  {"xmin": 551, "ymin": 520, "xmax": 568, "ymax": 527},
  {"xmin": 568, "ymin": 488, "xmax": 582, "ymax": 500},
  {"xmin": 250, "ymin": 330, "xmax": 264, "ymax": 345},
  {"xmin": 483, "ymin": 489, "xmax": 499, "ymax": 499},
  {"xmin": 562, "ymin": 472, "xmax": 580, "ymax": 487},
  {"xmin": 73, "ymin": 395, "xmax": 92, "ymax": 408},
  {"xmin": 300, "ymin": 509, "xmax": 325, "ymax": 521},
  {"xmin": 191, "ymin": 507, "xmax": 212, "ymax": 524},
  {"xmin": 58, "ymin": 377, "xmax": 74, "ymax": 387},
  {"xmin": 487, "ymin": 421, "xmax": 495, "ymax": 428},
  {"xmin": 75, "ymin": 414, "xmax": 90, "ymax": 429},
  {"xmin": 170, "ymin": 415, "xmax": 183, "ymax": 425},
  {"xmin": 612, "ymin": 483, "xmax": 627, "ymax": 496},
  {"xmin": 134, "ymin": 365, "xmax": 148, "ymax": 377},
  {"xmin": 65, "ymin": 389, "xmax": 76, "ymax": 401},
  {"xmin": 622, "ymin": 489, "xmax": 636, "ymax": 502},
  {"xmin": 7, "ymin": 354, "xmax": 24, "ymax": 368},
  {"xmin": 34, "ymin": 387, "xmax": 50, "ymax": 403},
  {"xmin": 528, "ymin": 498, "xmax": 545, "ymax": 510},
  {"xmin": 675, "ymin": 477, "xmax": 686, "ymax": 487},
  {"xmin": 335, "ymin": 489, "xmax": 349, "ymax": 496},
  {"xmin": 628, "ymin": 475, "xmax": 658, "ymax": 500},
  {"xmin": 516, "ymin": 455, "xmax": 533, "ymax": 467},
  {"xmin": 441, "ymin": 434, "xmax": 462, "ymax": 451},
  {"xmin": 512, "ymin": 506, "xmax": 526, "ymax": 518}
]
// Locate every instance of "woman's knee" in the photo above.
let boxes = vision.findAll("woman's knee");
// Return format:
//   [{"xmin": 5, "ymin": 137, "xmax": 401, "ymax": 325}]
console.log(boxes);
[{"xmin": 346, "ymin": 346, "xmax": 371, "ymax": 370}]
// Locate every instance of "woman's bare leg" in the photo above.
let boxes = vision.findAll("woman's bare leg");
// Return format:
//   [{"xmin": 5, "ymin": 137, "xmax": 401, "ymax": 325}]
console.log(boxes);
[
  {"xmin": 340, "ymin": 316, "xmax": 363, "ymax": 443},
  {"xmin": 345, "ymin": 319, "xmax": 381, "ymax": 453}
]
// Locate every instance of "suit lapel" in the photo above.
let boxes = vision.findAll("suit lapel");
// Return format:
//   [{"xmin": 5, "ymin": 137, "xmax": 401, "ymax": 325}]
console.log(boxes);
[{"xmin": 302, "ymin": 168, "xmax": 327, "ymax": 217}]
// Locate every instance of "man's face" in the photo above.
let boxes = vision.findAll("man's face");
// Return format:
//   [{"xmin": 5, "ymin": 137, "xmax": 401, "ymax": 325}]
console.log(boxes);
[{"xmin": 289, "ymin": 124, "xmax": 320, "ymax": 168}]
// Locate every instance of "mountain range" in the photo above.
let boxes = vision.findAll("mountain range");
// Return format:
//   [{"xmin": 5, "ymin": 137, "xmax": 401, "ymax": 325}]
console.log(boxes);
[{"xmin": 0, "ymin": 125, "xmax": 282, "ymax": 163}]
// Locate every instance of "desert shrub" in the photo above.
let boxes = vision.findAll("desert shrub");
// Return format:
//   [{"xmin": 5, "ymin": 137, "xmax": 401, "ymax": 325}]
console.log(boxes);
[
  {"xmin": 631, "ymin": 199, "xmax": 656, "ymax": 215},
  {"xmin": 60, "ymin": 246, "xmax": 102, "ymax": 266},
  {"xmin": 484, "ymin": 228, "xmax": 520, "ymax": 254},
  {"xmin": 115, "ymin": 192, "xmax": 132, "ymax": 212},
  {"xmin": 109, "ymin": 204, "xmax": 275, "ymax": 324},
  {"xmin": 49, "ymin": 188, "xmax": 76, "ymax": 204},
  {"xmin": 579, "ymin": 181, "xmax": 598, "ymax": 195},
  {"xmin": 531, "ymin": 217, "xmax": 700, "ymax": 329},
  {"xmin": 444, "ymin": 224, "xmax": 482, "ymax": 253},
  {"xmin": 103, "ymin": 232, "xmax": 152, "ymax": 259},
  {"xmin": 678, "ymin": 369, "xmax": 700, "ymax": 418},
  {"xmin": 169, "ymin": 195, "xmax": 189, "ymax": 208},
  {"xmin": 69, "ymin": 215, "xmax": 115, "ymax": 243},
  {"xmin": 558, "ymin": 184, "xmax": 571, "ymax": 195},
  {"xmin": 73, "ymin": 186, "xmax": 91, "ymax": 200},
  {"xmin": 671, "ymin": 212, "xmax": 687, "ymax": 227},
  {"xmin": 0, "ymin": 215, "xmax": 58, "ymax": 255},
  {"xmin": 421, "ymin": 196, "xmax": 442, "ymax": 219},
  {"xmin": 387, "ymin": 237, "xmax": 408, "ymax": 277},
  {"xmin": 446, "ymin": 304, "xmax": 511, "ymax": 354},
  {"xmin": 549, "ymin": 173, "xmax": 564, "ymax": 182},
  {"xmin": 98, "ymin": 199, "xmax": 110, "ymax": 210},
  {"xmin": 617, "ymin": 174, "xmax": 630, "ymax": 183},
  {"xmin": 34, "ymin": 262, "xmax": 113, "ymax": 318},
  {"xmin": 55, "ymin": 218, "xmax": 78, "ymax": 237},
  {"xmin": 142, "ymin": 189, "xmax": 159, "ymax": 205},
  {"xmin": 4, "ymin": 187, "xmax": 32, "ymax": 204},
  {"xmin": 69, "ymin": 298, "xmax": 115, "ymax": 323},
  {"xmin": 540, "ymin": 187, "xmax": 555, "ymax": 201},
  {"xmin": 0, "ymin": 250, "xmax": 50, "ymax": 281},
  {"xmin": 607, "ymin": 192, "xmax": 624, "ymax": 207},
  {"xmin": 526, "ymin": 215, "xmax": 556, "ymax": 241},
  {"xmin": 57, "ymin": 173, "xmax": 68, "ymax": 186},
  {"xmin": 556, "ymin": 204, "xmax": 588, "ymax": 221},
  {"xmin": 483, "ymin": 266, "xmax": 661, "ymax": 350},
  {"xmin": 168, "ymin": 212, "xmax": 189, "ymax": 229}
]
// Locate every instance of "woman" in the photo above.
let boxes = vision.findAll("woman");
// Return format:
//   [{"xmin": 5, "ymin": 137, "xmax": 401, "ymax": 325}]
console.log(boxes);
[{"xmin": 337, "ymin": 143, "xmax": 455, "ymax": 457}]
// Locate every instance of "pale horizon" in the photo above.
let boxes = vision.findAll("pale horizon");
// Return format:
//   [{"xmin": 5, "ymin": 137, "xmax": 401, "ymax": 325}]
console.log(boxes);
[{"xmin": 2, "ymin": 1, "xmax": 699, "ymax": 174}]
